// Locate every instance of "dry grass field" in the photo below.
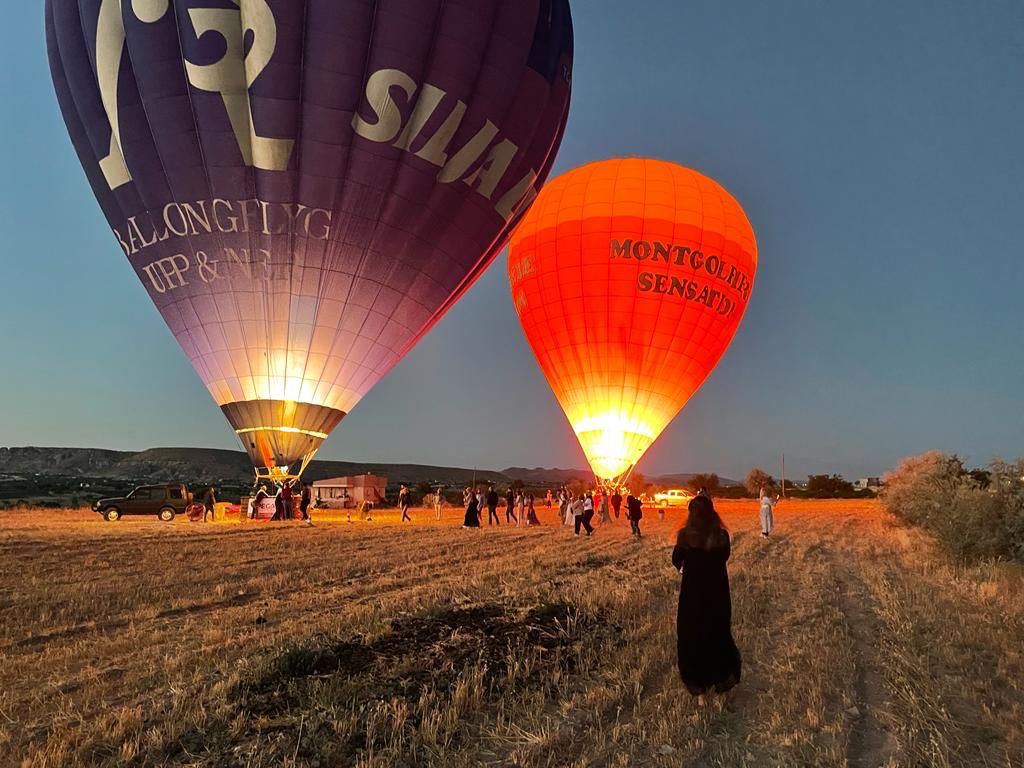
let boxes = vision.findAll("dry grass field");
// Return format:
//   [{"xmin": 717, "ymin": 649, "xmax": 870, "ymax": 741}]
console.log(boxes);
[{"xmin": 1, "ymin": 499, "xmax": 1022, "ymax": 767}]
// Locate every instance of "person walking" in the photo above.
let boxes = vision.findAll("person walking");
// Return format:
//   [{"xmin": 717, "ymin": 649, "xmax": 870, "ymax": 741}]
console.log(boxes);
[
  {"xmin": 626, "ymin": 492, "xmax": 643, "ymax": 537},
  {"xmin": 399, "ymin": 485, "xmax": 412, "ymax": 522},
  {"xmin": 564, "ymin": 492, "xmax": 576, "ymax": 526},
  {"xmin": 506, "ymin": 488, "xmax": 518, "ymax": 525},
  {"xmin": 611, "ymin": 488, "xmax": 623, "ymax": 520},
  {"xmin": 463, "ymin": 492, "xmax": 481, "ymax": 527},
  {"xmin": 597, "ymin": 489, "xmax": 611, "ymax": 525},
  {"xmin": 202, "ymin": 486, "xmax": 217, "ymax": 522},
  {"xmin": 582, "ymin": 492, "xmax": 595, "ymax": 535},
  {"xmin": 759, "ymin": 488, "xmax": 778, "ymax": 537},
  {"xmin": 571, "ymin": 494, "xmax": 584, "ymax": 535},
  {"xmin": 526, "ymin": 493, "xmax": 540, "ymax": 525},
  {"xmin": 434, "ymin": 486, "xmax": 444, "ymax": 521},
  {"xmin": 672, "ymin": 495, "xmax": 742, "ymax": 696},
  {"xmin": 486, "ymin": 485, "xmax": 500, "ymax": 526}
]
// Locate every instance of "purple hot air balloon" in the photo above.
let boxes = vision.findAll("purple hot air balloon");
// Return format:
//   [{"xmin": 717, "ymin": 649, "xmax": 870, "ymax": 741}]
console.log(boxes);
[{"xmin": 46, "ymin": 0, "xmax": 573, "ymax": 482}]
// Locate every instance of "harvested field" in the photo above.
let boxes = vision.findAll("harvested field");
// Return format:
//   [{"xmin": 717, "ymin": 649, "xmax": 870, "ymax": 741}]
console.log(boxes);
[{"xmin": 1, "ymin": 500, "xmax": 1022, "ymax": 767}]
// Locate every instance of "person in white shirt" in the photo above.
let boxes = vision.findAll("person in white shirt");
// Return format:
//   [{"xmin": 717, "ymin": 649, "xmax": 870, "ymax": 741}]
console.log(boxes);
[{"xmin": 759, "ymin": 488, "xmax": 778, "ymax": 538}]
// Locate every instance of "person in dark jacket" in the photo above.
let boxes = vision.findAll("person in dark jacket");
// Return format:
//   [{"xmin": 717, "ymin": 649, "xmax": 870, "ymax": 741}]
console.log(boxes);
[
  {"xmin": 202, "ymin": 486, "xmax": 217, "ymax": 522},
  {"xmin": 611, "ymin": 488, "xmax": 623, "ymax": 519},
  {"xmin": 272, "ymin": 485, "xmax": 284, "ymax": 521},
  {"xmin": 463, "ymin": 493, "xmax": 481, "ymax": 528},
  {"xmin": 505, "ymin": 488, "xmax": 517, "ymax": 524},
  {"xmin": 280, "ymin": 481, "xmax": 294, "ymax": 520},
  {"xmin": 300, "ymin": 483, "xmax": 312, "ymax": 520},
  {"xmin": 399, "ymin": 485, "xmax": 411, "ymax": 522},
  {"xmin": 526, "ymin": 493, "xmax": 540, "ymax": 525},
  {"xmin": 671, "ymin": 495, "xmax": 741, "ymax": 696},
  {"xmin": 486, "ymin": 486, "xmax": 500, "ymax": 526},
  {"xmin": 626, "ymin": 492, "xmax": 643, "ymax": 537}
]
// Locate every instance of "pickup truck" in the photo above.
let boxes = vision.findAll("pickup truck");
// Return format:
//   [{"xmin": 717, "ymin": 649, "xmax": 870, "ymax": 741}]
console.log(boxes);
[
  {"xmin": 93, "ymin": 484, "xmax": 192, "ymax": 522},
  {"xmin": 652, "ymin": 488, "xmax": 693, "ymax": 508}
]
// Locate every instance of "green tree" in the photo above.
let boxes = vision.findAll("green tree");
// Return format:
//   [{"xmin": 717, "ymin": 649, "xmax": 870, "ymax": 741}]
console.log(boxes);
[
  {"xmin": 686, "ymin": 473, "xmax": 721, "ymax": 494},
  {"xmin": 805, "ymin": 474, "xmax": 855, "ymax": 498},
  {"xmin": 744, "ymin": 468, "xmax": 775, "ymax": 496}
]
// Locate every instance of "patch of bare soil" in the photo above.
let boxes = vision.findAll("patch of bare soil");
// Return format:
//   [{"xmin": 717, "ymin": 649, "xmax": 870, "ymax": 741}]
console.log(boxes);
[
  {"xmin": 833, "ymin": 562, "xmax": 898, "ymax": 768},
  {"xmin": 181, "ymin": 602, "xmax": 623, "ymax": 765}
]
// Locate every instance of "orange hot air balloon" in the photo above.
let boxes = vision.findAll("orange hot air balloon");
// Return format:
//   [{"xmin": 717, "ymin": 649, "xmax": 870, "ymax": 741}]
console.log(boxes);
[{"xmin": 508, "ymin": 158, "xmax": 757, "ymax": 484}]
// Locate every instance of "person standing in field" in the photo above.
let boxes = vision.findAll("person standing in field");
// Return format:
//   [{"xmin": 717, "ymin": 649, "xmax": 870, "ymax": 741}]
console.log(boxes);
[
  {"xmin": 759, "ymin": 488, "xmax": 778, "ymax": 537},
  {"xmin": 280, "ymin": 480, "xmax": 294, "ymax": 520},
  {"xmin": 597, "ymin": 489, "xmax": 611, "ymax": 525},
  {"xmin": 272, "ymin": 485, "xmax": 285, "ymax": 521},
  {"xmin": 202, "ymin": 486, "xmax": 217, "ymax": 522},
  {"xmin": 516, "ymin": 490, "xmax": 526, "ymax": 526},
  {"xmin": 434, "ymin": 486, "xmax": 444, "ymax": 521},
  {"xmin": 300, "ymin": 483, "xmax": 312, "ymax": 521},
  {"xmin": 626, "ymin": 492, "xmax": 643, "ymax": 537},
  {"xmin": 582, "ymin": 491, "xmax": 595, "ymax": 534},
  {"xmin": 672, "ymin": 494, "xmax": 741, "ymax": 697},
  {"xmin": 486, "ymin": 485, "xmax": 500, "ymax": 526},
  {"xmin": 506, "ymin": 488, "xmax": 518, "ymax": 525},
  {"xmin": 565, "ymin": 492, "xmax": 576, "ymax": 526},
  {"xmin": 611, "ymin": 488, "xmax": 623, "ymax": 520},
  {"xmin": 399, "ymin": 485, "xmax": 412, "ymax": 522},
  {"xmin": 545, "ymin": 489, "xmax": 553, "ymax": 508},
  {"xmin": 574, "ymin": 494, "xmax": 594, "ymax": 536},
  {"xmin": 359, "ymin": 499, "xmax": 373, "ymax": 522},
  {"xmin": 463, "ymin": 491, "xmax": 481, "ymax": 528},
  {"xmin": 526, "ymin": 493, "xmax": 540, "ymax": 525}
]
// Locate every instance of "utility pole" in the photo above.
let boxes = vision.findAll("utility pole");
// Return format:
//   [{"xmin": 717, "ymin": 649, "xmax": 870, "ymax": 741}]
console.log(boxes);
[{"xmin": 781, "ymin": 454, "xmax": 786, "ymax": 498}]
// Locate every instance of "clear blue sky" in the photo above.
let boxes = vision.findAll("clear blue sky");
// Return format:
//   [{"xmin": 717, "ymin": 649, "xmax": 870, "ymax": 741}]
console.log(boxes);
[{"xmin": 2, "ymin": 1, "xmax": 1022, "ymax": 481}]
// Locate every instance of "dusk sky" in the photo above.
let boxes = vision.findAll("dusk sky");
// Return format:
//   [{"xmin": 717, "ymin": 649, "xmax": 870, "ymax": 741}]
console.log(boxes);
[{"xmin": 2, "ymin": 0, "xmax": 1022, "ymax": 481}]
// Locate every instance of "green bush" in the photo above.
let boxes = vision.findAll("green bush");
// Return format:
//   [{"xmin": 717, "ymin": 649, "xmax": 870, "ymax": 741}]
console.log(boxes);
[{"xmin": 882, "ymin": 451, "xmax": 1024, "ymax": 562}]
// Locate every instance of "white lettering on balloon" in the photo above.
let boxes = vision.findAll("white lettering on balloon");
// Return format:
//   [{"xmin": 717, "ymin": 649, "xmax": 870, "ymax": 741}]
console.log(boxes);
[
  {"xmin": 112, "ymin": 198, "xmax": 333, "ymax": 257},
  {"xmin": 352, "ymin": 68, "xmax": 541, "ymax": 222},
  {"xmin": 93, "ymin": 0, "xmax": 290, "ymax": 190}
]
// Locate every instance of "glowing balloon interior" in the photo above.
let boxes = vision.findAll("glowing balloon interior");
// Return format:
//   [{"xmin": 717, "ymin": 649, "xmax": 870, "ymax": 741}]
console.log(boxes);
[
  {"xmin": 47, "ymin": 0, "xmax": 573, "ymax": 481},
  {"xmin": 509, "ymin": 159, "xmax": 757, "ymax": 483}
]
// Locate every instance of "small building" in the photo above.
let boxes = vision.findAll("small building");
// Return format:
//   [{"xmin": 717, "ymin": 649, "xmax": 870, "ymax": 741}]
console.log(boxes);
[
  {"xmin": 854, "ymin": 477, "xmax": 883, "ymax": 492},
  {"xmin": 313, "ymin": 474, "xmax": 387, "ymax": 508}
]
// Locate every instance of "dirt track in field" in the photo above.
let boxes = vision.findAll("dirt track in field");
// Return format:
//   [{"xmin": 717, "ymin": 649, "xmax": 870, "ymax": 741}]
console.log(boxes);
[{"xmin": 1, "ymin": 500, "xmax": 1021, "ymax": 767}]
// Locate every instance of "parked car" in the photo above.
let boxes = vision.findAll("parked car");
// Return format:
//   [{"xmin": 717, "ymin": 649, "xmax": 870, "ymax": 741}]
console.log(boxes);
[
  {"xmin": 93, "ymin": 484, "xmax": 192, "ymax": 522},
  {"xmin": 652, "ymin": 488, "xmax": 693, "ymax": 508}
]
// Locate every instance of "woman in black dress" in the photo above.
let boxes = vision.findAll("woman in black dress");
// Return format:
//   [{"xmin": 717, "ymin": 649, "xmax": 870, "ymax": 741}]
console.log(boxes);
[
  {"xmin": 671, "ymin": 495, "xmax": 741, "ymax": 695},
  {"xmin": 462, "ymin": 493, "xmax": 481, "ymax": 528}
]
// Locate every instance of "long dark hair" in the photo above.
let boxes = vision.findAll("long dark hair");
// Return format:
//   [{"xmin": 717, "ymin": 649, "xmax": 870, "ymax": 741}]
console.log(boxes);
[{"xmin": 679, "ymin": 494, "xmax": 727, "ymax": 550}]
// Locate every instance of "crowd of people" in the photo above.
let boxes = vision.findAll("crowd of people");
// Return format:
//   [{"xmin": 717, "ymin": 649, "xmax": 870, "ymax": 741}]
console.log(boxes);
[
  {"xmin": 458, "ymin": 484, "xmax": 645, "ymax": 537},
  {"xmin": 191, "ymin": 475, "xmax": 780, "ymax": 701}
]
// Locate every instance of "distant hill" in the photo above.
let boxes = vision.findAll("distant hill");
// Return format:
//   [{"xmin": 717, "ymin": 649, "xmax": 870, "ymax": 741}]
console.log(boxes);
[
  {"xmin": 649, "ymin": 472, "xmax": 741, "ymax": 488},
  {"xmin": 0, "ymin": 446, "xmax": 733, "ymax": 490},
  {"xmin": 0, "ymin": 446, "xmax": 506, "ymax": 487}
]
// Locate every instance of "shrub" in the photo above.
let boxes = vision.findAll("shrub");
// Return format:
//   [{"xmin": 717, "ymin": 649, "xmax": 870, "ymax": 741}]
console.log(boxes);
[{"xmin": 882, "ymin": 451, "xmax": 1024, "ymax": 562}]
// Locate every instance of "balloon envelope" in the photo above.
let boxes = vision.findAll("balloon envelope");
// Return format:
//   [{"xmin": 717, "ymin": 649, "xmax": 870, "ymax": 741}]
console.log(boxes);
[
  {"xmin": 47, "ymin": 0, "xmax": 573, "ymax": 480},
  {"xmin": 508, "ymin": 159, "xmax": 756, "ymax": 482}
]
